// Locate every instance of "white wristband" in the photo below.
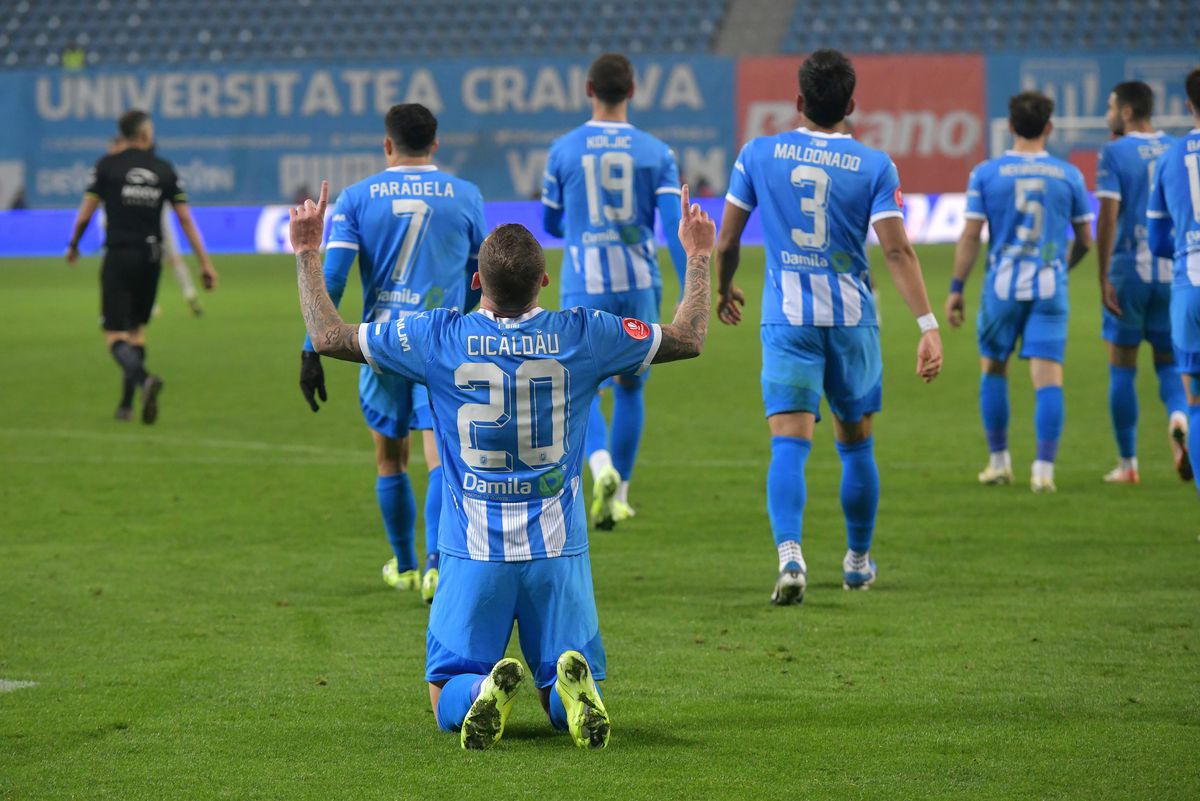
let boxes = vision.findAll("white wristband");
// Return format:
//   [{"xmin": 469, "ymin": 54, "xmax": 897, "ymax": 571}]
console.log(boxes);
[{"xmin": 917, "ymin": 313, "xmax": 939, "ymax": 333}]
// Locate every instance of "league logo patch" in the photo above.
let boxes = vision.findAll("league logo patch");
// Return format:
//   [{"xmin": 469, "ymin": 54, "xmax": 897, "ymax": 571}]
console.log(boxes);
[
  {"xmin": 622, "ymin": 318, "xmax": 651, "ymax": 340},
  {"xmin": 894, "ymin": 187, "xmax": 904, "ymax": 208}
]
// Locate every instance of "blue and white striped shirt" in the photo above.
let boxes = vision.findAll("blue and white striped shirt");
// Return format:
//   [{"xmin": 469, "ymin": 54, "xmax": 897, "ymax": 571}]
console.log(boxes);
[
  {"xmin": 726, "ymin": 128, "xmax": 904, "ymax": 328},
  {"xmin": 360, "ymin": 306, "xmax": 661, "ymax": 562}
]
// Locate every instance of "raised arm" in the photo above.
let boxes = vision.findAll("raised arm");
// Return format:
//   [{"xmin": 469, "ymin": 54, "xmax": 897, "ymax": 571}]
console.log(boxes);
[
  {"xmin": 65, "ymin": 194, "xmax": 101, "ymax": 264},
  {"xmin": 173, "ymin": 202, "xmax": 219, "ymax": 289},
  {"xmin": 653, "ymin": 185, "xmax": 715, "ymax": 363},
  {"xmin": 873, "ymin": 216, "xmax": 943, "ymax": 383},
  {"xmin": 292, "ymin": 181, "xmax": 364, "ymax": 363},
  {"xmin": 715, "ymin": 201, "xmax": 750, "ymax": 325},
  {"xmin": 655, "ymin": 190, "xmax": 688, "ymax": 291}
]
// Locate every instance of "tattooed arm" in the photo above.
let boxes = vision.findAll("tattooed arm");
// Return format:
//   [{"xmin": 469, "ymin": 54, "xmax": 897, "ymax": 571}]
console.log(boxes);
[
  {"xmin": 653, "ymin": 185, "xmax": 715, "ymax": 364},
  {"xmin": 291, "ymin": 181, "xmax": 365, "ymax": 363}
]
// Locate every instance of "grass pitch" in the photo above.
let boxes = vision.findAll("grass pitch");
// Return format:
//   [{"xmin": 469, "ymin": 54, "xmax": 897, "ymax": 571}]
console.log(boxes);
[{"xmin": 1, "ymin": 245, "xmax": 1197, "ymax": 800}]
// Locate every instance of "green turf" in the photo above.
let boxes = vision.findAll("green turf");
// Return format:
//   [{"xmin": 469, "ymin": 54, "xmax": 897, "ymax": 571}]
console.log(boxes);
[{"xmin": 0, "ymin": 246, "xmax": 1197, "ymax": 800}]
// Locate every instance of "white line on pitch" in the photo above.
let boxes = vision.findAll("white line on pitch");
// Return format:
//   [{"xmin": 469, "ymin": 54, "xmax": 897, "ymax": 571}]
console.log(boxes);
[
  {"xmin": 0, "ymin": 427, "xmax": 367, "ymax": 458},
  {"xmin": 0, "ymin": 680, "xmax": 37, "ymax": 693}
]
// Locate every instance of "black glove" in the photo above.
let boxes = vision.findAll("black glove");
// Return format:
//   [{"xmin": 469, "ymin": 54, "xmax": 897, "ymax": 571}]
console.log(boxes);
[{"xmin": 300, "ymin": 350, "xmax": 327, "ymax": 412}]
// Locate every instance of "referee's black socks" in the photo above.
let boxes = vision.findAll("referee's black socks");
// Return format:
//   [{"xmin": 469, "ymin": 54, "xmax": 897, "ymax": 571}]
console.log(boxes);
[{"xmin": 110, "ymin": 340, "xmax": 148, "ymax": 388}]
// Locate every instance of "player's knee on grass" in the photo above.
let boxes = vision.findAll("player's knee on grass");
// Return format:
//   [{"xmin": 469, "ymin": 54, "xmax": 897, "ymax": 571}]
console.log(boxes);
[
  {"xmin": 373, "ymin": 432, "xmax": 409, "ymax": 476},
  {"xmin": 1030, "ymin": 358, "xmax": 1063, "ymax": 389},
  {"xmin": 768, "ymin": 411, "xmax": 816, "ymax": 440},
  {"xmin": 1108, "ymin": 343, "xmax": 1139, "ymax": 369},
  {"xmin": 833, "ymin": 414, "xmax": 873, "ymax": 444},
  {"xmin": 980, "ymin": 357, "xmax": 1008, "ymax": 377}
]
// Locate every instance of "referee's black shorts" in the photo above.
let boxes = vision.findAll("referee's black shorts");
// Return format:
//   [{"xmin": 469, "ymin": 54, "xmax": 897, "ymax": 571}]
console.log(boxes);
[{"xmin": 100, "ymin": 244, "xmax": 162, "ymax": 332}]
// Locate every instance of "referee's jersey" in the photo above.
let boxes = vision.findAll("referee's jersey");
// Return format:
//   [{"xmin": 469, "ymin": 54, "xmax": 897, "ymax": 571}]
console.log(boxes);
[{"xmin": 86, "ymin": 148, "xmax": 186, "ymax": 249}]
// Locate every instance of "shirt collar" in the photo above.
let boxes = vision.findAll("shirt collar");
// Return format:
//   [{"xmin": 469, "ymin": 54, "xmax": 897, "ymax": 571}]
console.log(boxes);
[
  {"xmin": 797, "ymin": 126, "xmax": 852, "ymax": 139},
  {"xmin": 385, "ymin": 164, "xmax": 438, "ymax": 172},
  {"xmin": 1126, "ymin": 131, "xmax": 1165, "ymax": 139},
  {"xmin": 586, "ymin": 120, "xmax": 632, "ymax": 129},
  {"xmin": 477, "ymin": 307, "xmax": 545, "ymax": 324},
  {"xmin": 1004, "ymin": 149, "xmax": 1049, "ymax": 157}
]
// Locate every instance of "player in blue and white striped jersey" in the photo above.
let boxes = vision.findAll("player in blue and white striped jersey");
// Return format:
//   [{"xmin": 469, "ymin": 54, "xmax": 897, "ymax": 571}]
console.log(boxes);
[
  {"xmin": 541, "ymin": 53, "xmax": 690, "ymax": 530},
  {"xmin": 1094, "ymin": 81, "xmax": 1189, "ymax": 485},
  {"xmin": 716, "ymin": 50, "xmax": 943, "ymax": 605},
  {"xmin": 296, "ymin": 105, "xmax": 487, "ymax": 598},
  {"xmin": 1147, "ymin": 66, "xmax": 1200, "ymax": 498},
  {"xmin": 291, "ymin": 181, "xmax": 715, "ymax": 749},
  {"xmin": 947, "ymin": 91, "xmax": 1093, "ymax": 493}
]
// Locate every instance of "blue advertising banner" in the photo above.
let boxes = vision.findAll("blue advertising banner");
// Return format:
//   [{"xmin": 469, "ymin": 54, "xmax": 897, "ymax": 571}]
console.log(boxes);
[
  {"xmin": 984, "ymin": 52, "xmax": 1198, "ymax": 160},
  {"xmin": 0, "ymin": 57, "xmax": 735, "ymax": 208},
  {"xmin": 0, "ymin": 192, "xmax": 1036, "ymax": 258}
]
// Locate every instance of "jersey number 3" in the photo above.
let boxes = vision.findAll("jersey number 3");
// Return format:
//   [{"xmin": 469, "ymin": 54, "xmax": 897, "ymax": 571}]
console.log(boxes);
[
  {"xmin": 456, "ymin": 359, "xmax": 569, "ymax": 472},
  {"xmin": 791, "ymin": 165, "xmax": 830, "ymax": 249}
]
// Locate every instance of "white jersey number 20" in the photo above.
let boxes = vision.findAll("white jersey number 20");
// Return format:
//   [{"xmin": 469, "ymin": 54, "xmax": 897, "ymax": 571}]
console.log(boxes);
[{"xmin": 456, "ymin": 359, "xmax": 569, "ymax": 472}]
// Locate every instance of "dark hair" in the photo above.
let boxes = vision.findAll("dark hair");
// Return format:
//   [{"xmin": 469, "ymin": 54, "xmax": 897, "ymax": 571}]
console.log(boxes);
[
  {"xmin": 798, "ymin": 49, "xmax": 856, "ymax": 128},
  {"xmin": 1009, "ymin": 91, "xmax": 1054, "ymax": 139},
  {"xmin": 1187, "ymin": 68, "xmax": 1200, "ymax": 111},
  {"xmin": 118, "ymin": 109, "xmax": 151, "ymax": 140},
  {"xmin": 588, "ymin": 53, "xmax": 635, "ymax": 106},
  {"xmin": 477, "ymin": 224, "xmax": 546, "ymax": 311},
  {"xmin": 385, "ymin": 103, "xmax": 437, "ymax": 155},
  {"xmin": 1112, "ymin": 81, "xmax": 1154, "ymax": 121}
]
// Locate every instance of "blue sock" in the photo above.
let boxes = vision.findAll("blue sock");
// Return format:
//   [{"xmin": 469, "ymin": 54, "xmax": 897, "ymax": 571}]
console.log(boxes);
[
  {"xmin": 836, "ymin": 437, "xmax": 880, "ymax": 554},
  {"xmin": 547, "ymin": 681, "xmax": 602, "ymax": 731},
  {"xmin": 1156, "ymin": 362, "xmax": 1188, "ymax": 417},
  {"xmin": 424, "ymin": 467, "xmax": 443, "ymax": 571},
  {"xmin": 548, "ymin": 687, "xmax": 569, "ymax": 731},
  {"xmin": 376, "ymin": 473, "xmax": 417, "ymax": 572},
  {"xmin": 1109, "ymin": 365, "xmax": 1138, "ymax": 459},
  {"xmin": 610, "ymin": 382, "xmax": 645, "ymax": 479},
  {"xmin": 1190, "ymin": 401, "xmax": 1200, "ymax": 494},
  {"xmin": 435, "ymin": 673, "xmax": 486, "ymax": 732},
  {"xmin": 767, "ymin": 436, "xmax": 812, "ymax": 547},
  {"xmin": 1035, "ymin": 386, "xmax": 1064, "ymax": 462},
  {"xmin": 980, "ymin": 374, "xmax": 1010, "ymax": 453},
  {"xmin": 585, "ymin": 394, "xmax": 608, "ymax": 462}
]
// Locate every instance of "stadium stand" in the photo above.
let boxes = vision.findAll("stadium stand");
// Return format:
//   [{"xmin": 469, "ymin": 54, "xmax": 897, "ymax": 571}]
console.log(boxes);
[
  {"xmin": 0, "ymin": 0, "xmax": 728, "ymax": 68},
  {"xmin": 783, "ymin": 0, "xmax": 1200, "ymax": 54},
  {"xmin": 5, "ymin": 0, "xmax": 1197, "ymax": 68}
]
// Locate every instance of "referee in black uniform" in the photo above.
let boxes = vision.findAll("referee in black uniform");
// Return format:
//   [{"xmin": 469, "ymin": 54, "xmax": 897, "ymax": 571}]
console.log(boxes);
[{"xmin": 66, "ymin": 109, "xmax": 218, "ymax": 422}]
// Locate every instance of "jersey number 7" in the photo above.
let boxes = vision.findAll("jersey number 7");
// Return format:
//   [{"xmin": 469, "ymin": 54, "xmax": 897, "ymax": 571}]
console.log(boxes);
[{"xmin": 390, "ymin": 199, "xmax": 433, "ymax": 284}]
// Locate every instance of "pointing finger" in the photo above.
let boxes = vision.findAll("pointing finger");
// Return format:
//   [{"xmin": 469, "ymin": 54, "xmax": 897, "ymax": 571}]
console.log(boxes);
[
  {"xmin": 317, "ymin": 180, "xmax": 329, "ymax": 213},
  {"xmin": 681, "ymin": 183, "xmax": 690, "ymax": 216}
]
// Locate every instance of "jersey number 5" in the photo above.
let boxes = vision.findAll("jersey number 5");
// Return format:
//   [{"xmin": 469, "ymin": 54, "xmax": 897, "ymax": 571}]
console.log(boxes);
[
  {"xmin": 1014, "ymin": 178, "xmax": 1045, "ymax": 243},
  {"xmin": 390, "ymin": 199, "xmax": 432, "ymax": 284},
  {"xmin": 455, "ymin": 359, "xmax": 569, "ymax": 472}
]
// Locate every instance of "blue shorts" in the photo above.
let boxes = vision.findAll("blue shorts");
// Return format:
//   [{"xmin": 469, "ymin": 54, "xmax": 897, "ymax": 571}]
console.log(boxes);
[
  {"xmin": 1171, "ymin": 285, "xmax": 1200, "ymax": 376},
  {"xmin": 409, "ymin": 384, "xmax": 433, "ymax": 431},
  {"xmin": 760, "ymin": 324, "xmax": 883, "ymax": 422},
  {"xmin": 1102, "ymin": 279, "xmax": 1173, "ymax": 352},
  {"xmin": 562, "ymin": 288, "xmax": 662, "ymax": 386},
  {"xmin": 426, "ymin": 553, "xmax": 605, "ymax": 689},
  {"xmin": 977, "ymin": 292, "xmax": 1068, "ymax": 363},
  {"xmin": 358, "ymin": 365, "xmax": 416, "ymax": 440}
]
